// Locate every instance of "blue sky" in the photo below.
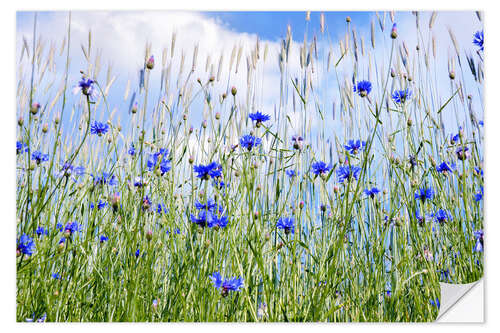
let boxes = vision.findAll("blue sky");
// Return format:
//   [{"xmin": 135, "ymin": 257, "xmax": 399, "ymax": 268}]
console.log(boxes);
[{"xmin": 203, "ymin": 11, "xmax": 372, "ymax": 40}]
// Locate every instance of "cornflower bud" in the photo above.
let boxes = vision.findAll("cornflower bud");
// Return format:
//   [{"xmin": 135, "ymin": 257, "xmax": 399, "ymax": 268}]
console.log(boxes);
[
  {"xmin": 146, "ymin": 55, "xmax": 155, "ymax": 70},
  {"xmin": 390, "ymin": 23, "xmax": 398, "ymax": 39},
  {"xmin": 30, "ymin": 102, "xmax": 40, "ymax": 115}
]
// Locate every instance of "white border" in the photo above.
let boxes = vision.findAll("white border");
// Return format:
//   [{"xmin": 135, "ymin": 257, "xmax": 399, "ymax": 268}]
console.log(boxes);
[{"xmin": 2, "ymin": 1, "xmax": 498, "ymax": 332}]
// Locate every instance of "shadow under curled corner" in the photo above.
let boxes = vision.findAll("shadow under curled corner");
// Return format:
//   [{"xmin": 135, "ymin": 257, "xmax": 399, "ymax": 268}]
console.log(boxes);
[{"xmin": 436, "ymin": 279, "xmax": 484, "ymax": 322}]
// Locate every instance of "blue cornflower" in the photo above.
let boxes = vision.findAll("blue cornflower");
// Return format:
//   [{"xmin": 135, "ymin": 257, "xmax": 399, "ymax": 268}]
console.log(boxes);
[
  {"xmin": 249, "ymin": 111, "xmax": 271, "ymax": 126},
  {"xmin": 17, "ymin": 234, "xmax": 35, "ymax": 256},
  {"xmin": 36, "ymin": 227, "xmax": 48, "ymax": 237},
  {"xmin": 473, "ymin": 30, "xmax": 484, "ymax": 52},
  {"xmin": 277, "ymin": 217, "xmax": 295, "ymax": 234},
  {"xmin": 475, "ymin": 186, "xmax": 484, "ymax": 202},
  {"xmin": 392, "ymin": 89, "xmax": 412, "ymax": 104},
  {"xmin": 190, "ymin": 210, "xmax": 213, "ymax": 228},
  {"xmin": 208, "ymin": 165, "xmax": 223, "ymax": 179},
  {"xmin": 128, "ymin": 143, "xmax": 136, "ymax": 156},
  {"xmin": 159, "ymin": 158, "xmax": 172, "ymax": 174},
  {"xmin": 157, "ymin": 203, "xmax": 167, "ymax": 215},
  {"xmin": 193, "ymin": 162, "xmax": 222, "ymax": 180},
  {"xmin": 56, "ymin": 223, "xmax": 63, "ymax": 232},
  {"xmin": 214, "ymin": 179, "xmax": 228, "ymax": 190},
  {"xmin": 210, "ymin": 272, "xmax": 244, "ymax": 296},
  {"xmin": 363, "ymin": 187, "xmax": 380, "ymax": 198},
  {"xmin": 90, "ymin": 121, "xmax": 109, "ymax": 136},
  {"xmin": 240, "ymin": 134, "xmax": 262, "ymax": 151},
  {"xmin": 414, "ymin": 186, "xmax": 434, "ymax": 202},
  {"xmin": 344, "ymin": 140, "xmax": 366, "ymax": 155},
  {"xmin": 336, "ymin": 165, "xmax": 361, "ymax": 183},
  {"xmin": 195, "ymin": 198, "xmax": 218, "ymax": 211},
  {"xmin": 59, "ymin": 162, "xmax": 85, "ymax": 178},
  {"xmin": 73, "ymin": 76, "xmax": 97, "ymax": 98},
  {"xmin": 286, "ymin": 170, "xmax": 297, "ymax": 178},
  {"xmin": 92, "ymin": 172, "xmax": 117, "ymax": 186},
  {"xmin": 474, "ymin": 229, "xmax": 484, "ymax": 252},
  {"xmin": 415, "ymin": 210, "xmax": 432, "ymax": 226},
  {"xmin": 212, "ymin": 215, "xmax": 229, "ymax": 229},
  {"xmin": 99, "ymin": 235, "xmax": 109, "ymax": 243},
  {"xmin": 16, "ymin": 141, "xmax": 28, "ymax": 154},
  {"xmin": 133, "ymin": 176, "xmax": 144, "ymax": 187},
  {"xmin": 147, "ymin": 154, "xmax": 159, "ymax": 171},
  {"xmin": 96, "ymin": 200, "xmax": 107, "ymax": 210},
  {"xmin": 430, "ymin": 298, "xmax": 440, "ymax": 309},
  {"xmin": 166, "ymin": 228, "xmax": 181, "ymax": 236},
  {"xmin": 147, "ymin": 149, "xmax": 171, "ymax": 175},
  {"xmin": 436, "ymin": 162, "xmax": 456, "ymax": 174},
  {"xmin": 450, "ymin": 126, "xmax": 462, "ymax": 144},
  {"xmin": 59, "ymin": 237, "xmax": 66, "ymax": 245},
  {"xmin": 311, "ymin": 161, "xmax": 331, "ymax": 176},
  {"xmin": 135, "ymin": 249, "xmax": 141, "ymax": 258},
  {"xmin": 434, "ymin": 209, "xmax": 452, "ymax": 224},
  {"xmin": 439, "ymin": 269, "xmax": 451, "ymax": 282},
  {"xmin": 456, "ymin": 146, "xmax": 470, "ymax": 161},
  {"xmin": 52, "ymin": 272, "xmax": 61, "ymax": 280},
  {"xmin": 353, "ymin": 80, "xmax": 372, "ymax": 97},
  {"xmin": 64, "ymin": 221, "xmax": 82, "ymax": 235},
  {"xmin": 474, "ymin": 167, "xmax": 484, "ymax": 177},
  {"xmin": 31, "ymin": 151, "xmax": 49, "ymax": 164},
  {"xmin": 209, "ymin": 271, "xmax": 222, "ymax": 289},
  {"xmin": 479, "ymin": 120, "xmax": 484, "ymax": 127}
]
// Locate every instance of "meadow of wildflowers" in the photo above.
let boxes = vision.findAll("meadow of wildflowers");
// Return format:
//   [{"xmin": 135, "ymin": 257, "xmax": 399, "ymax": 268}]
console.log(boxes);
[{"xmin": 16, "ymin": 11, "xmax": 483, "ymax": 322}]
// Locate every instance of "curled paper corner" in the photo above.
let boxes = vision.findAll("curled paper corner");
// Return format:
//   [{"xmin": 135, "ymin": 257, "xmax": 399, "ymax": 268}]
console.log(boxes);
[{"xmin": 436, "ymin": 279, "xmax": 484, "ymax": 322}]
